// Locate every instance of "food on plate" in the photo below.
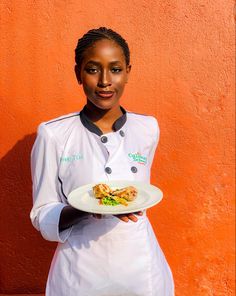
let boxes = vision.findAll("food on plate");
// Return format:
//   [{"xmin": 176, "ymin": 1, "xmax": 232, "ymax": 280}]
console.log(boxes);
[
  {"xmin": 92, "ymin": 184, "xmax": 138, "ymax": 206},
  {"xmin": 112, "ymin": 186, "xmax": 138, "ymax": 201},
  {"xmin": 92, "ymin": 183, "xmax": 112, "ymax": 199}
]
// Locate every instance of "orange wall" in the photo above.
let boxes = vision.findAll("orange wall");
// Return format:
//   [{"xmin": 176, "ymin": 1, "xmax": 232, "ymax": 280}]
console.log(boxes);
[{"xmin": 0, "ymin": 1, "xmax": 235, "ymax": 295}]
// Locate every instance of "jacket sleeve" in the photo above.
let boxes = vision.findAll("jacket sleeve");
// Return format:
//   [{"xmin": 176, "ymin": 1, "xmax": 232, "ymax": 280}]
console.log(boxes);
[
  {"xmin": 148, "ymin": 117, "xmax": 160, "ymax": 168},
  {"xmin": 30, "ymin": 123, "xmax": 72, "ymax": 243}
]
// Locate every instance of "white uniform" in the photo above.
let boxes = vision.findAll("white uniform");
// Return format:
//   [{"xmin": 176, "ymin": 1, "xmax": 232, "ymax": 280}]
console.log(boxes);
[{"xmin": 30, "ymin": 106, "xmax": 174, "ymax": 296}]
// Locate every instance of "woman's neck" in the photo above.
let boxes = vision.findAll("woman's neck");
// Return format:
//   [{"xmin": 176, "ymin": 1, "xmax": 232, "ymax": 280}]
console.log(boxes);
[{"xmin": 84, "ymin": 101, "xmax": 123, "ymax": 133}]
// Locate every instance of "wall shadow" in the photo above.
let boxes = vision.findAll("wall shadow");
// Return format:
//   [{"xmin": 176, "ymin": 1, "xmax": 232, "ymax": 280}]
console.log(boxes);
[{"xmin": 0, "ymin": 133, "xmax": 55, "ymax": 293}]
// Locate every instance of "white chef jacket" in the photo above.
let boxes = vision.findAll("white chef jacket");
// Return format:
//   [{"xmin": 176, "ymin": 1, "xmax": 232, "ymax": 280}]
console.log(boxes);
[{"xmin": 30, "ymin": 106, "xmax": 174, "ymax": 296}]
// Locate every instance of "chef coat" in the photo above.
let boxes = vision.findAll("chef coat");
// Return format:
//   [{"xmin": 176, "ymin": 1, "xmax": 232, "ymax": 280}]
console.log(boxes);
[{"xmin": 30, "ymin": 106, "xmax": 174, "ymax": 296}]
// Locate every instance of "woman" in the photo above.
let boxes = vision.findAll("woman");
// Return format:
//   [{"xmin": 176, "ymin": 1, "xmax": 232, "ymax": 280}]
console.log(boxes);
[{"xmin": 30, "ymin": 27, "xmax": 174, "ymax": 296}]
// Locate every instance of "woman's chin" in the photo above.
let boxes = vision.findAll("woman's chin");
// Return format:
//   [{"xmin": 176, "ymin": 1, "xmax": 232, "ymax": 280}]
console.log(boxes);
[{"xmin": 87, "ymin": 98, "xmax": 119, "ymax": 110}]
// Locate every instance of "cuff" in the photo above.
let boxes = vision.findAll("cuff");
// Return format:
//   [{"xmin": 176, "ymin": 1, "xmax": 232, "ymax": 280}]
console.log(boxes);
[{"xmin": 38, "ymin": 203, "xmax": 73, "ymax": 243}]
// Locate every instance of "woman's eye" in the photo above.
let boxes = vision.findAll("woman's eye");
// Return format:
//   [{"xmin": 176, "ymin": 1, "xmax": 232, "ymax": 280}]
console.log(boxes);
[
  {"xmin": 111, "ymin": 68, "xmax": 122, "ymax": 73},
  {"xmin": 85, "ymin": 68, "xmax": 98, "ymax": 74}
]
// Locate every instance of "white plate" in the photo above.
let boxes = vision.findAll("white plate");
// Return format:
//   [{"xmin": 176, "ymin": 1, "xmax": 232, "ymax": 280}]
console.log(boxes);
[{"xmin": 68, "ymin": 180, "xmax": 163, "ymax": 215}]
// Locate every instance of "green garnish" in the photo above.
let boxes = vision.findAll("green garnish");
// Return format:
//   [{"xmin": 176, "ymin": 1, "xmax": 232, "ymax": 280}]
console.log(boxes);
[{"xmin": 101, "ymin": 196, "xmax": 119, "ymax": 206}]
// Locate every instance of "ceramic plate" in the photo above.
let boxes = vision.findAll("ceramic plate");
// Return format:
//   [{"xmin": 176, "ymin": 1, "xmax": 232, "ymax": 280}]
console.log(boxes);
[{"xmin": 68, "ymin": 180, "xmax": 163, "ymax": 215}]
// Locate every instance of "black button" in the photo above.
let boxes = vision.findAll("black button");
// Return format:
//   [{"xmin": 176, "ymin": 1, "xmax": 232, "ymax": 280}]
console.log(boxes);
[
  {"xmin": 119, "ymin": 130, "xmax": 125, "ymax": 137},
  {"xmin": 101, "ymin": 136, "xmax": 108, "ymax": 143},
  {"xmin": 105, "ymin": 167, "xmax": 112, "ymax": 174},
  {"xmin": 131, "ymin": 166, "xmax": 138, "ymax": 173}
]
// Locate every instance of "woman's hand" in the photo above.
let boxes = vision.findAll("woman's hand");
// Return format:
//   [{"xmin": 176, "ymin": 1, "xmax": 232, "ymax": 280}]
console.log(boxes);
[
  {"xmin": 59, "ymin": 206, "xmax": 90, "ymax": 231},
  {"xmin": 92, "ymin": 214, "xmax": 102, "ymax": 219},
  {"xmin": 115, "ymin": 211, "xmax": 143, "ymax": 223},
  {"xmin": 92, "ymin": 211, "xmax": 143, "ymax": 222}
]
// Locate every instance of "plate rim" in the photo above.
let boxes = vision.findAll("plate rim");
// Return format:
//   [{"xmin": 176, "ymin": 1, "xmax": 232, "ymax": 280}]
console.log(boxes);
[{"xmin": 67, "ymin": 180, "xmax": 163, "ymax": 215}]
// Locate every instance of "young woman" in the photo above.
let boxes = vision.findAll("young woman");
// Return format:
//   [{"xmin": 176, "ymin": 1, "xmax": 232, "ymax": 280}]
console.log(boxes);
[{"xmin": 30, "ymin": 27, "xmax": 174, "ymax": 296}]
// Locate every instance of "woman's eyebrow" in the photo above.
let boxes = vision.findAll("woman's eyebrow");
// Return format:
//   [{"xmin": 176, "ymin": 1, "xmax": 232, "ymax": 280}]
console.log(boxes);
[
  {"xmin": 85, "ymin": 60, "xmax": 100, "ymax": 66},
  {"xmin": 85, "ymin": 60, "xmax": 123, "ymax": 66},
  {"xmin": 109, "ymin": 61, "xmax": 122, "ymax": 65}
]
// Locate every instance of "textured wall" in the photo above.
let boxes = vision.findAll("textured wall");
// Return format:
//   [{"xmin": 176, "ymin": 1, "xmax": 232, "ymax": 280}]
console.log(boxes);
[{"xmin": 0, "ymin": 0, "xmax": 235, "ymax": 295}]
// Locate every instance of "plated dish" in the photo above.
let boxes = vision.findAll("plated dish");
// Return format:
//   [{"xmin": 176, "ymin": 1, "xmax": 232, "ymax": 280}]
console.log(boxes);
[
  {"xmin": 92, "ymin": 183, "xmax": 138, "ymax": 206},
  {"xmin": 68, "ymin": 180, "xmax": 163, "ymax": 215}
]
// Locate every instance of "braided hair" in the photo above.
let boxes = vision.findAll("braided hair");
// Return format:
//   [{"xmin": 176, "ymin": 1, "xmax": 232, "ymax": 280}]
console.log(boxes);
[{"xmin": 75, "ymin": 27, "xmax": 130, "ymax": 71}]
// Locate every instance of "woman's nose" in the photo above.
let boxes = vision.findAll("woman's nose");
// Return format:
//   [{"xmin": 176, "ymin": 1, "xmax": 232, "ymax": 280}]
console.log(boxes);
[{"xmin": 97, "ymin": 70, "xmax": 111, "ymax": 87}]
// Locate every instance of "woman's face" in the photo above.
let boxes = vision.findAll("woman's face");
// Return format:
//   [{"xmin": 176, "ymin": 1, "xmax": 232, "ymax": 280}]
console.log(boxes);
[{"xmin": 76, "ymin": 39, "xmax": 131, "ymax": 110}]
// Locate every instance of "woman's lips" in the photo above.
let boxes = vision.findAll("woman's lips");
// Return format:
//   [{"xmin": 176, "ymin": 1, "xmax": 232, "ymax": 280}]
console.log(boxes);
[{"xmin": 96, "ymin": 91, "xmax": 114, "ymax": 98}]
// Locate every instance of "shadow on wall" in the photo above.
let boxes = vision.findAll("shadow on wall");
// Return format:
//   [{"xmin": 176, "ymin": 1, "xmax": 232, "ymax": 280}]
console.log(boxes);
[{"xmin": 0, "ymin": 134, "xmax": 55, "ymax": 294}]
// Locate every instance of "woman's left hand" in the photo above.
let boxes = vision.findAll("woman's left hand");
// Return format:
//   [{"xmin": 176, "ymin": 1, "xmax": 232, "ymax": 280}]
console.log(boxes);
[
  {"xmin": 92, "ymin": 211, "xmax": 143, "ymax": 222},
  {"xmin": 115, "ymin": 211, "xmax": 143, "ymax": 223}
]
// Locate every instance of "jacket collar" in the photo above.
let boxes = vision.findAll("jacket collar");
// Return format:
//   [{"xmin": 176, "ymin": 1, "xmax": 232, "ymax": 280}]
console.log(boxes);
[{"xmin": 80, "ymin": 106, "xmax": 127, "ymax": 136}]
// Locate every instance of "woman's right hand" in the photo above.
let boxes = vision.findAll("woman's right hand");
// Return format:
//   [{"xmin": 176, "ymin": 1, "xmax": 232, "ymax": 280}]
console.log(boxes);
[
  {"xmin": 92, "ymin": 213, "xmax": 102, "ymax": 219},
  {"xmin": 59, "ymin": 206, "xmax": 91, "ymax": 231}
]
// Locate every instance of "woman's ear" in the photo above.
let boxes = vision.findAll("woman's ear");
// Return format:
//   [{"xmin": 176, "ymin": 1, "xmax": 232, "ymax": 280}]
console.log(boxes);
[
  {"xmin": 74, "ymin": 65, "xmax": 82, "ymax": 84},
  {"xmin": 126, "ymin": 64, "xmax": 132, "ymax": 73},
  {"xmin": 125, "ymin": 64, "xmax": 132, "ymax": 83}
]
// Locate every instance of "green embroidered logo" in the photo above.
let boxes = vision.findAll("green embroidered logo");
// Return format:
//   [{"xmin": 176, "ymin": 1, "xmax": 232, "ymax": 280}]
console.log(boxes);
[
  {"xmin": 60, "ymin": 154, "xmax": 83, "ymax": 163},
  {"xmin": 128, "ymin": 152, "xmax": 147, "ymax": 165}
]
